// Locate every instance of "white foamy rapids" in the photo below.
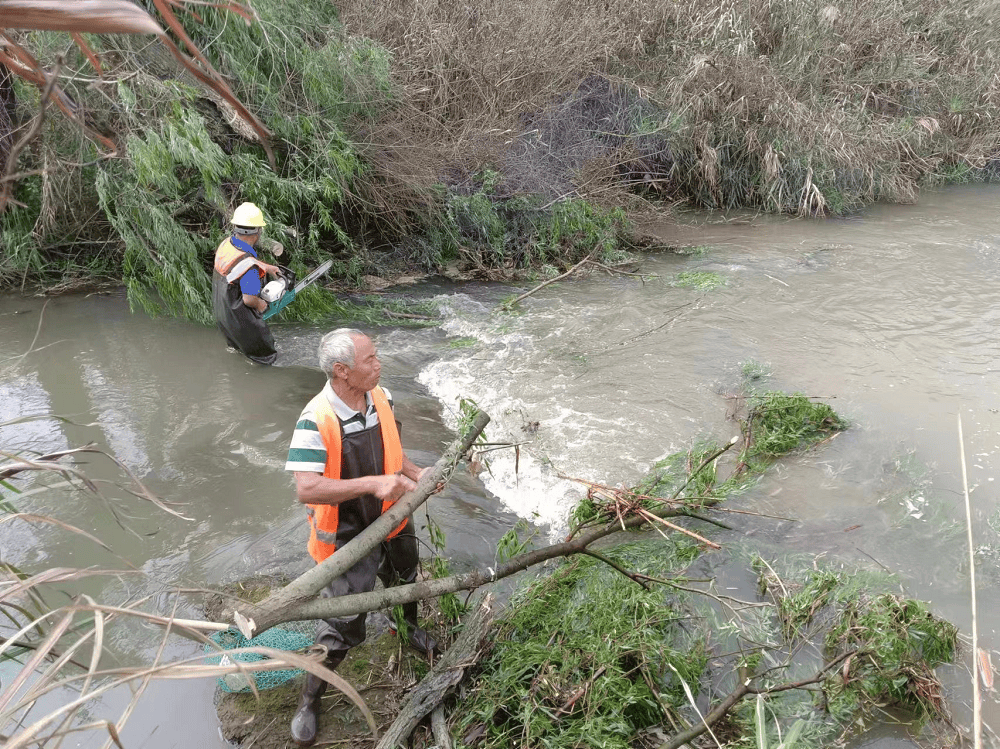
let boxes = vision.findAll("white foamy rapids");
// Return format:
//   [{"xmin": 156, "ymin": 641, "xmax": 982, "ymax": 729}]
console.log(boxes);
[{"xmin": 419, "ymin": 295, "xmax": 623, "ymax": 536}]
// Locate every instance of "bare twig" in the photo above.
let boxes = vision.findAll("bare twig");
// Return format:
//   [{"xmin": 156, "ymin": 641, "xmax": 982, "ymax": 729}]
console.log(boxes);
[
  {"xmin": 635, "ymin": 508, "xmax": 721, "ymax": 549},
  {"xmin": 581, "ymin": 549, "xmax": 651, "ymax": 589},
  {"xmin": 10, "ymin": 298, "xmax": 49, "ymax": 366},
  {"xmin": 0, "ymin": 57, "xmax": 58, "ymax": 210},
  {"xmin": 501, "ymin": 254, "xmax": 591, "ymax": 309}
]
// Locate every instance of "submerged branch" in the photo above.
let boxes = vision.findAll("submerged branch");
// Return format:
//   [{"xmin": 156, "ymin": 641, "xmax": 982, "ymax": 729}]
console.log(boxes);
[
  {"xmin": 501, "ymin": 254, "xmax": 591, "ymax": 309},
  {"xmin": 658, "ymin": 652, "xmax": 858, "ymax": 749}
]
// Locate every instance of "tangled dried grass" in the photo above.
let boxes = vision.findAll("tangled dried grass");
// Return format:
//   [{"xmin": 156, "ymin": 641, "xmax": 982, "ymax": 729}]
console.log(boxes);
[
  {"xmin": 0, "ymin": 424, "xmax": 374, "ymax": 748},
  {"xmin": 340, "ymin": 0, "xmax": 1000, "ymax": 216}
]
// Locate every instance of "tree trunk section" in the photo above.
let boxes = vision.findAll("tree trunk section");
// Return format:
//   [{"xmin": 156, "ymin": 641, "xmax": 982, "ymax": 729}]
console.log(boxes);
[{"xmin": 375, "ymin": 593, "xmax": 495, "ymax": 749}]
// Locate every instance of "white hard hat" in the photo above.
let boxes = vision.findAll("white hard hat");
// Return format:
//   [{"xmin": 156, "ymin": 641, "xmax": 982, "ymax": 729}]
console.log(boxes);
[{"xmin": 231, "ymin": 202, "xmax": 266, "ymax": 228}]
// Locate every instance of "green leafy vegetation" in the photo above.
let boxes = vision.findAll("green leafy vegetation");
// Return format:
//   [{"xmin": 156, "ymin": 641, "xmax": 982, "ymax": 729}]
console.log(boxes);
[
  {"xmin": 457, "ymin": 535, "xmax": 957, "ymax": 749},
  {"xmin": 571, "ymin": 388, "xmax": 847, "ymax": 529},
  {"xmin": 671, "ymin": 270, "xmax": 726, "ymax": 290},
  {"xmin": 740, "ymin": 392, "xmax": 847, "ymax": 466},
  {"xmin": 456, "ymin": 540, "xmax": 706, "ymax": 749},
  {"xmin": 11, "ymin": 0, "xmax": 1000, "ymax": 302},
  {"xmin": 415, "ymin": 176, "xmax": 633, "ymax": 275},
  {"xmin": 759, "ymin": 560, "xmax": 958, "ymax": 728}
]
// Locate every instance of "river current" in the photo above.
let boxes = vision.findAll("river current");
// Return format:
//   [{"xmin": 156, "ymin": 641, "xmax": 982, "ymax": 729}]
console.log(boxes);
[{"xmin": 3, "ymin": 184, "xmax": 1000, "ymax": 746}]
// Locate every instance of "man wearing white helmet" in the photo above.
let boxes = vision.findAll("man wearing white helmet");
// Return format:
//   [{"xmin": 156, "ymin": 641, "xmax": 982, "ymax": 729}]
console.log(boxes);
[{"xmin": 212, "ymin": 202, "xmax": 283, "ymax": 364}]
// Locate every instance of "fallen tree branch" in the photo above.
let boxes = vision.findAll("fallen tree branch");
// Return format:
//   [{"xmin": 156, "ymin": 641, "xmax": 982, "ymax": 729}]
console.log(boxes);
[
  {"xmin": 657, "ymin": 651, "xmax": 858, "ymax": 749},
  {"xmin": 255, "ymin": 491, "xmax": 720, "ymax": 630},
  {"xmin": 501, "ymin": 254, "xmax": 591, "ymax": 309},
  {"xmin": 375, "ymin": 593, "xmax": 494, "ymax": 749},
  {"xmin": 430, "ymin": 705, "xmax": 451, "ymax": 749},
  {"xmin": 232, "ymin": 411, "xmax": 490, "ymax": 638}
]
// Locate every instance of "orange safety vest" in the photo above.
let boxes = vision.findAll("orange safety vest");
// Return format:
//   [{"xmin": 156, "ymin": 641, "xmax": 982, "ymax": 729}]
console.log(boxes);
[
  {"xmin": 213, "ymin": 237, "xmax": 267, "ymax": 286},
  {"xmin": 306, "ymin": 386, "xmax": 406, "ymax": 563}
]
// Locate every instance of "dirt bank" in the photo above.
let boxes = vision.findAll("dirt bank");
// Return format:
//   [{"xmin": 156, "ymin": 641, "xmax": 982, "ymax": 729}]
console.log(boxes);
[{"xmin": 205, "ymin": 576, "xmax": 447, "ymax": 749}]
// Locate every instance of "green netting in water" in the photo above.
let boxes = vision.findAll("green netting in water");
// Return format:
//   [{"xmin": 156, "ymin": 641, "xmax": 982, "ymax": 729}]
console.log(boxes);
[{"xmin": 205, "ymin": 627, "xmax": 314, "ymax": 693}]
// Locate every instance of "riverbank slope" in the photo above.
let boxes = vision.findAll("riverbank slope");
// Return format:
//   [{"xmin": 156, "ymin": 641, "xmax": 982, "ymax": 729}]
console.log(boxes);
[{"xmin": 3, "ymin": 0, "xmax": 1000, "ymax": 317}]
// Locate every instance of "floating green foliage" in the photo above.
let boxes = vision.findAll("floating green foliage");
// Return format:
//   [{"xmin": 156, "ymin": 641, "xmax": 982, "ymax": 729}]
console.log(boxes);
[
  {"xmin": 456, "ymin": 540, "xmax": 706, "ymax": 749},
  {"xmin": 671, "ymin": 270, "xmax": 726, "ymax": 290},
  {"xmin": 757, "ymin": 561, "xmax": 958, "ymax": 727},
  {"xmin": 740, "ymin": 359, "xmax": 773, "ymax": 382},
  {"xmin": 571, "ymin": 388, "xmax": 846, "ymax": 530},
  {"xmin": 826, "ymin": 594, "xmax": 957, "ymax": 721},
  {"xmin": 672, "ymin": 245, "xmax": 710, "ymax": 257},
  {"xmin": 741, "ymin": 392, "xmax": 848, "ymax": 465}
]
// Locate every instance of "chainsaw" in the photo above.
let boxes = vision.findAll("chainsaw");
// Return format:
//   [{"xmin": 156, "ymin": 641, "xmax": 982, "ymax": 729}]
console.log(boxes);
[{"xmin": 260, "ymin": 259, "xmax": 334, "ymax": 321}]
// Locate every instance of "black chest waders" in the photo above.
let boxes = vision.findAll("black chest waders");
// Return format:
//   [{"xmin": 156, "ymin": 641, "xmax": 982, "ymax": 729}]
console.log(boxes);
[{"xmin": 212, "ymin": 268, "xmax": 277, "ymax": 364}]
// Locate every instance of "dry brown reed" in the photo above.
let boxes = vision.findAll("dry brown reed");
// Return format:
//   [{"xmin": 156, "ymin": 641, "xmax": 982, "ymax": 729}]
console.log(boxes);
[
  {"xmin": 0, "ymin": 431, "xmax": 374, "ymax": 747},
  {"xmin": 339, "ymin": 0, "xmax": 1000, "ymax": 215}
]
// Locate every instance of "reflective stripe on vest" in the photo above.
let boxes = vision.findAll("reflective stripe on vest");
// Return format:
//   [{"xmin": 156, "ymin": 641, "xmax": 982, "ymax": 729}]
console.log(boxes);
[
  {"xmin": 213, "ymin": 238, "xmax": 266, "ymax": 286},
  {"xmin": 306, "ymin": 386, "xmax": 405, "ymax": 563}
]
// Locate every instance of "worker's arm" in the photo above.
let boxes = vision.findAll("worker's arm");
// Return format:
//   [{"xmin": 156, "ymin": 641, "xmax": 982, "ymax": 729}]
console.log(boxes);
[
  {"xmin": 294, "ymin": 470, "xmax": 416, "ymax": 506},
  {"xmin": 242, "ymin": 293, "xmax": 267, "ymax": 313},
  {"xmin": 401, "ymin": 453, "xmax": 431, "ymax": 483}
]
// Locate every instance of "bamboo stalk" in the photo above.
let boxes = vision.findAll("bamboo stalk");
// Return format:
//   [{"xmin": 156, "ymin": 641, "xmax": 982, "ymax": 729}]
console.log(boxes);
[{"xmin": 958, "ymin": 413, "xmax": 982, "ymax": 749}]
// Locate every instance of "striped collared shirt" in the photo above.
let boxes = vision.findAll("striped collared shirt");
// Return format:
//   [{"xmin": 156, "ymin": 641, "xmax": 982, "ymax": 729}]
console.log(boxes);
[{"xmin": 285, "ymin": 381, "xmax": 393, "ymax": 473}]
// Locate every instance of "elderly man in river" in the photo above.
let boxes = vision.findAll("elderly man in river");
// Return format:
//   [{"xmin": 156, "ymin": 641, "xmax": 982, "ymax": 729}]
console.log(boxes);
[{"xmin": 284, "ymin": 328, "xmax": 438, "ymax": 747}]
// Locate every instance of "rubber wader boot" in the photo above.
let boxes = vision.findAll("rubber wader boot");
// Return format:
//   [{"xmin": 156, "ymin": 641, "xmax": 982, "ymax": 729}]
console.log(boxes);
[
  {"xmin": 401, "ymin": 602, "xmax": 438, "ymax": 656},
  {"xmin": 290, "ymin": 652, "xmax": 345, "ymax": 747}
]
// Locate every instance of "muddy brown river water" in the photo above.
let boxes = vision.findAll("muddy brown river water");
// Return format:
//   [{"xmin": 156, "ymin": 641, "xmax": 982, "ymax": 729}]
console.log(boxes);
[{"xmin": 4, "ymin": 184, "xmax": 1000, "ymax": 746}]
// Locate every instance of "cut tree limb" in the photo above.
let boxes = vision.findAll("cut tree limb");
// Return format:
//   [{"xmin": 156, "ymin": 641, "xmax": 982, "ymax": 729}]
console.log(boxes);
[
  {"xmin": 431, "ymin": 705, "xmax": 452, "ymax": 749},
  {"xmin": 375, "ymin": 593, "xmax": 494, "ymax": 749},
  {"xmin": 232, "ymin": 411, "xmax": 490, "ymax": 638},
  {"xmin": 253, "ymin": 493, "xmax": 720, "ymax": 631}
]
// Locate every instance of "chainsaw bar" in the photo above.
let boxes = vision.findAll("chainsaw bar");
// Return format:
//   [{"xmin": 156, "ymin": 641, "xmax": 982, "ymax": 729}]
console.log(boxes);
[
  {"xmin": 294, "ymin": 259, "xmax": 333, "ymax": 293},
  {"xmin": 262, "ymin": 260, "xmax": 333, "ymax": 321}
]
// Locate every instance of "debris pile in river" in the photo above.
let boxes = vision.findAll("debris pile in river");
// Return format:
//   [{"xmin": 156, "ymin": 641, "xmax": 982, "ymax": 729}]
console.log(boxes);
[{"xmin": 569, "ymin": 389, "xmax": 848, "ymax": 532}]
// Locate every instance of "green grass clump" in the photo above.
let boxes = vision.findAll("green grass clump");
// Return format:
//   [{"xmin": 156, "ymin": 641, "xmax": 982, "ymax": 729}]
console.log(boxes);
[
  {"xmin": 741, "ymin": 392, "xmax": 847, "ymax": 465},
  {"xmin": 671, "ymin": 271, "xmax": 726, "ymax": 290},
  {"xmin": 456, "ymin": 541, "xmax": 705, "ymax": 749}
]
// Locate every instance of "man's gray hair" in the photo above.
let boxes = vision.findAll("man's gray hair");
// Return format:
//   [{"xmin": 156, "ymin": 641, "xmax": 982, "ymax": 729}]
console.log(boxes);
[{"xmin": 318, "ymin": 328, "xmax": 364, "ymax": 375}]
